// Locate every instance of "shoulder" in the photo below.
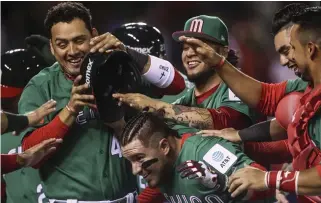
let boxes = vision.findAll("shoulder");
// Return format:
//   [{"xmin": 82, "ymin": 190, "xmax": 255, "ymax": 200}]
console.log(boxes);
[
  {"xmin": 285, "ymin": 78, "xmax": 308, "ymax": 93},
  {"xmin": 27, "ymin": 62, "xmax": 61, "ymax": 87}
]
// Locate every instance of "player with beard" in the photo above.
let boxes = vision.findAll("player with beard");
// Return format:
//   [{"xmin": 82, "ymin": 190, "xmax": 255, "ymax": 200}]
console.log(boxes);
[{"xmin": 113, "ymin": 15, "xmax": 260, "ymax": 136}]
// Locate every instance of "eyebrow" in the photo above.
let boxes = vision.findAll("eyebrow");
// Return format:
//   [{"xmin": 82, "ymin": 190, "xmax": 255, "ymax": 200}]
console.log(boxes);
[
  {"xmin": 55, "ymin": 35, "xmax": 87, "ymax": 42},
  {"xmin": 277, "ymin": 45, "xmax": 289, "ymax": 54}
]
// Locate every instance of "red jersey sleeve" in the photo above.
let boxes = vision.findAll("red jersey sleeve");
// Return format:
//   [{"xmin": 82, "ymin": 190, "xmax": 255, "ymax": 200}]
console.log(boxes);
[
  {"xmin": 257, "ymin": 81, "xmax": 287, "ymax": 116},
  {"xmin": 244, "ymin": 140, "xmax": 292, "ymax": 166},
  {"xmin": 208, "ymin": 106, "xmax": 252, "ymax": 130},
  {"xmin": 1, "ymin": 154, "xmax": 21, "ymax": 174}
]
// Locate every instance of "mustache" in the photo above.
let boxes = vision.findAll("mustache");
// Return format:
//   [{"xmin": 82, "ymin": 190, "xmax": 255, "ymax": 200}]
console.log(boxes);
[{"xmin": 142, "ymin": 158, "xmax": 159, "ymax": 169}]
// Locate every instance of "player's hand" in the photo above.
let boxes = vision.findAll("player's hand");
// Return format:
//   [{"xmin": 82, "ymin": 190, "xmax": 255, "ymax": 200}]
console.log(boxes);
[
  {"xmin": 228, "ymin": 165, "xmax": 267, "ymax": 198},
  {"xmin": 176, "ymin": 160, "xmax": 221, "ymax": 189},
  {"xmin": 26, "ymin": 99, "xmax": 57, "ymax": 126},
  {"xmin": 67, "ymin": 75, "xmax": 96, "ymax": 114},
  {"xmin": 90, "ymin": 32, "xmax": 126, "ymax": 53},
  {"xmin": 179, "ymin": 36, "xmax": 224, "ymax": 67},
  {"xmin": 197, "ymin": 128, "xmax": 242, "ymax": 143},
  {"xmin": 16, "ymin": 138, "xmax": 63, "ymax": 167},
  {"xmin": 112, "ymin": 93, "xmax": 164, "ymax": 112}
]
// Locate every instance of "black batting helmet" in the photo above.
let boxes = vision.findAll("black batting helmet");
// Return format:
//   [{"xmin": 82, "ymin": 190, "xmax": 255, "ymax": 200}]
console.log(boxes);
[
  {"xmin": 1, "ymin": 49, "xmax": 48, "ymax": 99},
  {"xmin": 113, "ymin": 22, "xmax": 166, "ymax": 58},
  {"xmin": 80, "ymin": 50, "xmax": 142, "ymax": 123}
]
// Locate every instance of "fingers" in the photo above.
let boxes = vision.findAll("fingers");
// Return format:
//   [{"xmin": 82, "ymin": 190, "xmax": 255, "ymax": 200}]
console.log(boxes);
[
  {"xmin": 178, "ymin": 36, "xmax": 207, "ymax": 48},
  {"xmin": 228, "ymin": 177, "xmax": 242, "ymax": 193},
  {"xmin": 197, "ymin": 130, "xmax": 221, "ymax": 136},
  {"xmin": 230, "ymin": 181, "xmax": 249, "ymax": 198},
  {"xmin": 90, "ymin": 33, "xmax": 124, "ymax": 53},
  {"xmin": 73, "ymin": 75, "xmax": 82, "ymax": 86}
]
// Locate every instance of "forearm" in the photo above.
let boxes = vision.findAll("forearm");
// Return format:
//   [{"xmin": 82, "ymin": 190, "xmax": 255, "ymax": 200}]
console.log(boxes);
[
  {"xmin": 217, "ymin": 61, "xmax": 263, "ymax": 108},
  {"xmin": 267, "ymin": 165, "xmax": 321, "ymax": 196},
  {"xmin": 22, "ymin": 108, "xmax": 72, "ymax": 150},
  {"xmin": 1, "ymin": 154, "xmax": 22, "ymax": 174},
  {"xmin": 1, "ymin": 111, "xmax": 29, "ymax": 134},
  {"xmin": 239, "ymin": 119, "xmax": 287, "ymax": 142},
  {"xmin": 162, "ymin": 103, "xmax": 214, "ymax": 129}
]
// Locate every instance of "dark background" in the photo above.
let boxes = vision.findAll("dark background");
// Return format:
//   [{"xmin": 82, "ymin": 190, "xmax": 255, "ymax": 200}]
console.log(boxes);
[{"xmin": 2, "ymin": 1, "xmax": 320, "ymax": 82}]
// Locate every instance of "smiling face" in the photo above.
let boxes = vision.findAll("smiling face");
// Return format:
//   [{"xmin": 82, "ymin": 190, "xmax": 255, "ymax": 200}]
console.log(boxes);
[
  {"xmin": 50, "ymin": 18, "xmax": 95, "ymax": 76},
  {"xmin": 181, "ymin": 39, "xmax": 221, "ymax": 84},
  {"xmin": 274, "ymin": 28, "xmax": 301, "ymax": 77},
  {"xmin": 122, "ymin": 138, "xmax": 172, "ymax": 188}
]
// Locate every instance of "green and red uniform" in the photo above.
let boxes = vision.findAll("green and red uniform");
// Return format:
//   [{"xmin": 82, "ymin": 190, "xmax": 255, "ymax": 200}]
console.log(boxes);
[
  {"xmin": 256, "ymin": 79, "xmax": 321, "ymax": 202},
  {"xmin": 18, "ymin": 63, "xmax": 137, "ymax": 201},
  {"xmin": 1, "ymin": 132, "xmax": 48, "ymax": 203},
  {"xmin": 140, "ymin": 134, "xmax": 273, "ymax": 203}
]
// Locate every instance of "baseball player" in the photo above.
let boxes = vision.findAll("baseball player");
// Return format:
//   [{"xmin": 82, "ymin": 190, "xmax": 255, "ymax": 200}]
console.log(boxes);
[
  {"xmin": 120, "ymin": 111, "xmax": 274, "ymax": 203},
  {"xmin": 18, "ymin": 2, "xmax": 186, "ymax": 202},
  {"xmin": 113, "ymin": 15, "xmax": 263, "ymax": 136}
]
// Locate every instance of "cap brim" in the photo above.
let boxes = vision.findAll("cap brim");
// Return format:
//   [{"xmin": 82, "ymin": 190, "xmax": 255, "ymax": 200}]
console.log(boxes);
[{"xmin": 172, "ymin": 31, "xmax": 224, "ymax": 46}]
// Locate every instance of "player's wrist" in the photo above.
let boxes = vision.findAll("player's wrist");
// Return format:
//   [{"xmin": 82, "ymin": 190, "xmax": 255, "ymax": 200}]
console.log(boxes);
[
  {"xmin": 266, "ymin": 170, "xmax": 299, "ymax": 194},
  {"xmin": 65, "ymin": 102, "xmax": 78, "ymax": 116},
  {"xmin": 16, "ymin": 153, "xmax": 26, "ymax": 167},
  {"xmin": 212, "ymin": 56, "xmax": 226, "ymax": 70}
]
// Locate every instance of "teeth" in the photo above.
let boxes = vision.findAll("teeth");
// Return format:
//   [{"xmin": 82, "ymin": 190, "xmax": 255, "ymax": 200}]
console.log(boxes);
[
  {"xmin": 69, "ymin": 58, "xmax": 82, "ymax": 63},
  {"xmin": 188, "ymin": 61, "xmax": 199, "ymax": 65}
]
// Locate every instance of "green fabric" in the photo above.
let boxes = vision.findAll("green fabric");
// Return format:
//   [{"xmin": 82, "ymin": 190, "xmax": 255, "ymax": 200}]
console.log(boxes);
[
  {"xmin": 173, "ymin": 15, "xmax": 229, "ymax": 46},
  {"xmin": 18, "ymin": 63, "xmax": 137, "ymax": 200},
  {"xmin": 159, "ymin": 135, "xmax": 253, "ymax": 203},
  {"xmin": 1, "ymin": 132, "xmax": 48, "ymax": 203},
  {"xmin": 285, "ymin": 78, "xmax": 308, "ymax": 94}
]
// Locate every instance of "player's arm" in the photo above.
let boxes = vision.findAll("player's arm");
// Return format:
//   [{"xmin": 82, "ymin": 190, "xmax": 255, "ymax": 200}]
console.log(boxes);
[
  {"xmin": 19, "ymin": 76, "xmax": 95, "ymax": 161},
  {"xmin": 126, "ymin": 48, "xmax": 185, "ymax": 95},
  {"xmin": 229, "ymin": 164, "xmax": 321, "ymax": 197},
  {"xmin": 113, "ymin": 92, "xmax": 252, "ymax": 130}
]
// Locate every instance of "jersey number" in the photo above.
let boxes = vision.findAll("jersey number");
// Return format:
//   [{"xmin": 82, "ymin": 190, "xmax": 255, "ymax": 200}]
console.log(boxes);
[{"xmin": 111, "ymin": 136, "xmax": 122, "ymax": 158}]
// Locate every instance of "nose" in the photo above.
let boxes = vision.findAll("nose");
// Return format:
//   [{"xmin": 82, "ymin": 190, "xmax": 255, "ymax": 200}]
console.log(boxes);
[
  {"xmin": 186, "ymin": 46, "xmax": 197, "ymax": 57},
  {"xmin": 280, "ymin": 55, "xmax": 289, "ymax": 66},
  {"xmin": 68, "ymin": 42, "xmax": 79, "ymax": 55},
  {"xmin": 132, "ymin": 162, "xmax": 142, "ymax": 176}
]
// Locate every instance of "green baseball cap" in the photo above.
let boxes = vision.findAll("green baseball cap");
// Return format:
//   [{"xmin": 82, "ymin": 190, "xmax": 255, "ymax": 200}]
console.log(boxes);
[{"xmin": 172, "ymin": 15, "xmax": 229, "ymax": 46}]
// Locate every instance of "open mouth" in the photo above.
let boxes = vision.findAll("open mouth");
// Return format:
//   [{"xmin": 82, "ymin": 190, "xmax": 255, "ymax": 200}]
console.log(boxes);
[
  {"xmin": 187, "ymin": 60, "xmax": 201, "ymax": 69},
  {"xmin": 143, "ymin": 172, "xmax": 150, "ymax": 179},
  {"xmin": 67, "ymin": 57, "xmax": 84, "ymax": 67}
]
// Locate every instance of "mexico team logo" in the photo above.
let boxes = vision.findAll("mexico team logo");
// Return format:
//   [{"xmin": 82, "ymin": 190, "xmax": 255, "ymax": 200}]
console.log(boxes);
[
  {"xmin": 189, "ymin": 19, "xmax": 204, "ymax": 33},
  {"xmin": 212, "ymin": 151, "xmax": 224, "ymax": 162}
]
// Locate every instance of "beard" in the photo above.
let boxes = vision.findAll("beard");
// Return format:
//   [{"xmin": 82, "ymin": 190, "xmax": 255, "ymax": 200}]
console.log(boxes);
[{"xmin": 186, "ymin": 67, "xmax": 216, "ymax": 85}]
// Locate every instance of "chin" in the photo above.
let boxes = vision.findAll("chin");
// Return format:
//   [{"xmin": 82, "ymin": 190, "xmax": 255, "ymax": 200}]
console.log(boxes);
[{"xmin": 147, "ymin": 179, "xmax": 159, "ymax": 188}]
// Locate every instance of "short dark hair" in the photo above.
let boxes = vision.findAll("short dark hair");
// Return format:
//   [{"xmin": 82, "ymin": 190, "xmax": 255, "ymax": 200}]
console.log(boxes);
[
  {"xmin": 292, "ymin": 7, "xmax": 321, "ymax": 47},
  {"xmin": 44, "ymin": 2, "xmax": 93, "ymax": 38},
  {"xmin": 120, "ymin": 110, "xmax": 178, "ymax": 147},
  {"xmin": 272, "ymin": 3, "xmax": 308, "ymax": 36}
]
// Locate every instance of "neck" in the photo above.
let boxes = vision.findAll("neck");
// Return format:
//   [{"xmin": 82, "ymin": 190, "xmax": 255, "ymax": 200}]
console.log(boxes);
[
  {"xmin": 310, "ymin": 60, "xmax": 321, "ymax": 87},
  {"xmin": 194, "ymin": 73, "xmax": 222, "ymax": 96}
]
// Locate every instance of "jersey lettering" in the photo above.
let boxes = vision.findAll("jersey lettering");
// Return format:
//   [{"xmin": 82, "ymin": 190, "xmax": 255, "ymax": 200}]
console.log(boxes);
[
  {"xmin": 37, "ymin": 184, "xmax": 46, "ymax": 203},
  {"xmin": 203, "ymin": 144, "xmax": 237, "ymax": 174},
  {"xmin": 138, "ymin": 175, "xmax": 148, "ymax": 189},
  {"xmin": 228, "ymin": 89, "xmax": 241, "ymax": 101},
  {"xmin": 164, "ymin": 193, "xmax": 224, "ymax": 203},
  {"xmin": 111, "ymin": 136, "xmax": 122, "ymax": 158}
]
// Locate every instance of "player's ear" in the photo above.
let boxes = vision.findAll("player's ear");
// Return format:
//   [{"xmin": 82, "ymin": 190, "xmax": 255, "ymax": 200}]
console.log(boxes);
[
  {"xmin": 159, "ymin": 138, "xmax": 170, "ymax": 156},
  {"xmin": 49, "ymin": 39, "xmax": 55, "ymax": 55}
]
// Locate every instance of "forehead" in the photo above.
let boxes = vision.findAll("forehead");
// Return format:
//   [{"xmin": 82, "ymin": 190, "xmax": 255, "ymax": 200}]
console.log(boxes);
[
  {"xmin": 51, "ymin": 18, "xmax": 91, "ymax": 40},
  {"xmin": 122, "ymin": 139, "xmax": 148, "ymax": 156},
  {"xmin": 274, "ymin": 29, "xmax": 290, "ymax": 49}
]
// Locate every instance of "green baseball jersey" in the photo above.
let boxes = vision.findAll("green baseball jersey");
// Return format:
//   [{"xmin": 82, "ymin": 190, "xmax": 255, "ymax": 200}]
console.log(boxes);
[
  {"xmin": 308, "ymin": 109, "xmax": 321, "ymax": 149},
  {"xmin": 285, "ymin": 78, "xmax": 308, "ymax": 94},
  {"xmin": 18, "ymin": 63, "xmax": 137, "ymax": 200},
  {"xmin": 159, "ymin": 135, "xmax": 253, "ymax": 203},
  {"xmin": 1, "ymin": 132, "xmax": 48, "ymax": 203}
]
